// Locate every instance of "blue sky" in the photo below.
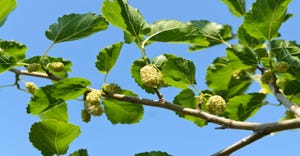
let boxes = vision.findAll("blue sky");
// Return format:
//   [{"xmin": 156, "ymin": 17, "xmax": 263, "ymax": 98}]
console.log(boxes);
[{"xmin": 1, "ymin": 0, "xmax": 300, "ymax": 156}]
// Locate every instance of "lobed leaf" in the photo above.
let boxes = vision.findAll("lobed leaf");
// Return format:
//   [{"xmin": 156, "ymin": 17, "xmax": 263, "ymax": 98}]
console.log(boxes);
[
  {"xmin": 29, "ymin": 119, "xmax": 81, "ymax": 156},
  {"xmin": 237, "ymin": 25, "xmax": 265, "ymax": 48},
  {"xmin": 161, "ymin": 54, "xmax": 196, "ymax": 89},
  {"xmin": 188, "ymin": 20, "xmax": 233, "ymax": 51},
  {"xmin": 173, "ymin": 88, "xmax": 206, "ymax": 127},
  {"xmin": 220, "ymin": 0, "xmax": 245, "ymax": 17},
  {"xmin": 103, "ymin": 89, "xmax": 144, "ymax": 124},
  {"xmin": 69, "ymin": 149, "xmax": 88, "ymax": 156},
  {"xmin": 226, "ymin": 93, "xmax": 266, "ymax": 121},
  {"xmin": 135, "ymin": 151, "xmax": 172, "ymax": 156},
  {"xmin": 46, "ymin": 13, "xmax": 108, "ymax": 43},
  {"xmin": 102, "ymin": 0, "xmax": 149, "ymax": 40},
  {"xmin": 0, "ymin": 40, "xmax": 27, "ymax": 73},
  {"xmin": 0, "ymin": 0, "xmax": 17, "ymax": 27},
  {"xmin": 243, "ymin": 0, "xmax": 291, "ymax": 40},
  {"xmin": 95, "ymin": 42, "xmax": 123, "ymax": 73}
]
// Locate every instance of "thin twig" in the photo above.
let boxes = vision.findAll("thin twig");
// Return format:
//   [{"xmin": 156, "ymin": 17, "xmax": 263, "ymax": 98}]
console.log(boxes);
[{"xmin": 154, "ymin": 87, "xmax": 165, "ymax": 102}]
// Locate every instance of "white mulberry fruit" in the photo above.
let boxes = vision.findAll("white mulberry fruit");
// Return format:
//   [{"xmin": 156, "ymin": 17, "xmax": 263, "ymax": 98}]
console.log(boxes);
[
  {"xmin": 274, "ymin": 61, "xmax": 289, "ymax": 73},
  {"xmin": 25, "ymin": 82, "xmax": 38, "ymax": 94},
  {"xmin": 47, "ymin": 62, "xmax": 65, "ymax": 72},
  {"xmin": 261, "ymin": 70, "xmax": 274, "ymax": 84},
  {"xmin": 205, "ymin": 95, "xmax": 226, "ymax": 115},
  {"xmin": 102, "ymin": 83, "xmax": 121, "ymax": 93},
  {"xmin": 140, "ymin": 65, "xmax": 163, "ymax": 87}
]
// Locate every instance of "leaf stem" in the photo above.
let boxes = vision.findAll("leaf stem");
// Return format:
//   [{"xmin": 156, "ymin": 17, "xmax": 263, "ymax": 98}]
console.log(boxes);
[{"xmin": 40, "ymin": 42, "xmax": 56, "ymax": 62}]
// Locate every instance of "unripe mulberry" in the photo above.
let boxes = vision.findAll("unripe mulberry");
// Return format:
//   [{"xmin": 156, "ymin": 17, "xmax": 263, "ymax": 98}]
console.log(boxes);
[
  {"xmin": 261, "ymin": 70, "xmax": 274, "ymax": 84},
  {"xmin": 25, "ymin": 82, "xmax": 38, "ymax": 94},
  {"xmin": 86, "ymin": 104, "xmax": 103, "ymax": 116},
  {"xmin": 140, "ymin": 65, "xmax": 163, "ymax": 87},
  {"xmin": 85, "ymin": 90, "xmax": 102, "ymax": 105},
  {"xmin": 205, "ymin": 95, "xmax": 226, "ymax": 115},
  {"xmin": 27, "ymin": 63, "xmax": 41, "ymax": 72},
  {"xmin": 274, "ymin": 61, "xmax": 289, "ymax": 73},
  {"xmin": 47, "ymin": 62, "xmax": 65, "ymax": 72},
  {"xmin": 102, "ymin": 83, "xmax": 121, "ymax": 93},
  {"xmin": 81, "ymin": 109, "xmax": 91, "ymax": 123}
]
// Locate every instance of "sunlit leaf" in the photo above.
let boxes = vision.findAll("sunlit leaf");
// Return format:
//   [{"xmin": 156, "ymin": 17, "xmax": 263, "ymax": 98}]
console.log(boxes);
[
  {"xmin": 146, "ymin": 20, "xmax": 208, "ymax": 46},
  {"xmin": 161, "ymin": 54, "xmax": 196, "ymax": 88},
  {"xmin": 135, "ymin": 151, "xmax": 172, "ymax": 156},
  {"xmin": 188, "ymin": 20, "xmax": 233, "ymax": 51},
  {"xmin": 220, "ymin": 0, "xmax": 245, "ymax": 17},
  {"xmin": 173, "ymin": 88, "xmax": 206, "ymax": 127},
  {"xmin": 0, "ymin": 0, "xmax": 17, "ymax": 27},
  {"xmin": 243, "ymin": 0, "xmax": 291, "ymax": 40},
  {"xmin": 0, "ymin": 40, "xmax": 27, "ymax": 73},
  {"xmin": 46, "ymin": 13, "xmax": 108, "ymax": 43},
  {"xmin": 51, "ymin": 78, "xmax": 91, "ymax": 100},
  {"xmin": 237, "ymin": 25, "xmax": 264, "ymax": 48},
  {"xmin": 29, "ymin": 119, "xmax": 81, "ymax": 156},
  {"xmin": 230, "ymin": 44, "xmax": 258, "ymax": 65},
  {"xmin": 103, "ymin": 89, "xmax": 143, "ymax": 124},
  {"xmin": 69, "ymin": 149, "xmax": 88, "ymax": 156},
  {"xmin": 95, "ymin": 42, "xmax": 123, "ymax": 73},
  {"xmin": 102, "ymin": 0, "xmax": 149, "ymax": 40},
  {"xmin": 226, "ymin": 93, "xmax": 266, "ymax": 121},
  {"xmin": 39, "ymin": 103, "xmax": 68, "ymax": 122}
]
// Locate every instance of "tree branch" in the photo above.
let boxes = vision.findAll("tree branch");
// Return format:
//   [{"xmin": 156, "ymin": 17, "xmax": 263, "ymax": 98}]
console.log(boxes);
[
  {"xmin": 9, "ymin": 68, "xmax": 61, "ymax": 81},
  {"xmin": 212, "ymin": 132, "xmax": 265, "ymax": 156},
  {"xmin": 268, "ymin": 76, "xmax": 300, "ymax": 117}
]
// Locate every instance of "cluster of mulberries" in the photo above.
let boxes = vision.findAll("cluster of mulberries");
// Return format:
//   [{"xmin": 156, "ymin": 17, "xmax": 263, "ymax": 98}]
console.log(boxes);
[
  {"xmin": 81, "ymin": 90, "xmax": 104, "ymax": 123},
  {"xmin": 205, "ymin": 95, "xmax": 226, "ymax": 115}
]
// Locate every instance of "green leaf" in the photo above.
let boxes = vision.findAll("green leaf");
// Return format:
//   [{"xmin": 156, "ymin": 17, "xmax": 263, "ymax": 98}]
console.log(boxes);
[
  {"xmin": 161, "ymin": 54, "xmax": 196, "ymax": 88},
  {"xmin": 226, "ymin": 93, "xmax": 266, "ymax": 121},
  {"xmin": 130, "ymin": 58, "xmax": 155, "ymax": 93},
  {"xmin": 39, "ymin": 103, "xmax": 68, "ymax": 122},
  {"xmin": 28, "ymin": 78, "xmax": 90, "ymax": 115},
  {"xmin": 25, "ymin": 56, "xmax": 72, "ymax": 78},
  {"xmin": 230, "ymin": 44, "xmax": 258, "ymax": 65},
  {"xmin": 220, "ymin": 0, "xmax": 245, "ymax": 17},
  {"xmin": 206, "ymin": 54, "xmax": 253, "ymax": 99},
  {"xmin": 51, "ymin": 78, "xmax": 91, "ymax": 100},
  {"xmin": 135, "ymin": 151, "xmax": 172, "ymax": 156},
  {"xmin": 271, "ymin": 40, "xmax": 300, "ymax": 78},
  {"xmin": 46, "ymin": 13, "xmax": 108, "ymax": 43},
  {"xmin": 0, "ymin": 0, "xmax": 17, "ymax": 27},
  {"xmin": 243, "ymin": 0, "xmax": 291, "ymax": 40},
  {"xmin": 29, "ymin": 119, "xmax": 81, "ymax": 156},
  {"xmin": 284, "ymin": 80, "xmax": 300, "ymax": 95},
  {"xmin": 103, "ymin": 89, "xmax": 144, "ymax": 124},
  {"xmin": 173, "ymin": 88, "xmax": 206, "ymax": 127},
  {"xmin": 237, "ymin": 25, "xmax": 264, "ymax": 48},
  {"xmin": 146, "ymin": 20, "xmax": 208, "ymax": 46},
  {"xmin": 0, "ymin": 40, "xmax": 27, "ymax": 73},
  {"xmin": 206, "ymin": 57, "xmax": 232, "ymax": 91},
  {"xmin": 28, "ymin": 85, "xmax": 65, "ymax": 115},
  {"xmin": 188, "ymin": 20, "xmax": 233, "ymax": 51},
  {"xmin": 102, "ymin": 0, "xmax": 148, "ymax": 39},
  {"xmin": 69, "ymin": 149, "xmax": 88, "ymax": 156},
  {"xmin": 95, "ymin": 42, "xmax": 123, "ymax": 73}
]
